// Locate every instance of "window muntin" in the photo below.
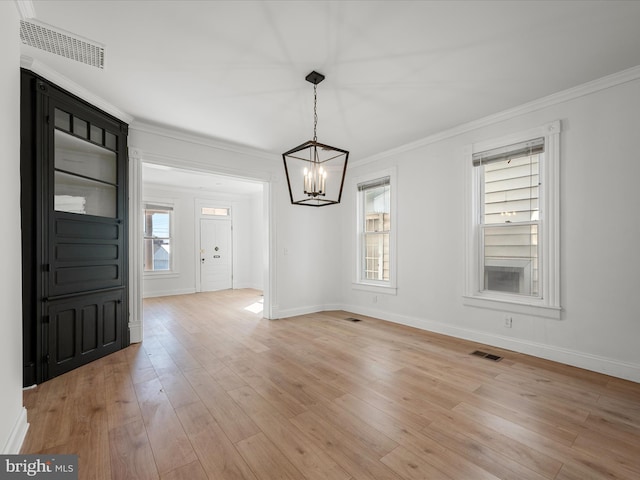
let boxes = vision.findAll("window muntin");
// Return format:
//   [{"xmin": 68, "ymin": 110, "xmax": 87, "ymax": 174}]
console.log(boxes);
[
  {"xmin": 143, "ymin": 205, "xmax": 172, "ymax": 272},
  {"xmin": 478, "ymin": 146, "xmax": 541, "ymax": 297},
  {"xmin": 359, "ymin": 177, "xmax": 391, "ymax": 283}
]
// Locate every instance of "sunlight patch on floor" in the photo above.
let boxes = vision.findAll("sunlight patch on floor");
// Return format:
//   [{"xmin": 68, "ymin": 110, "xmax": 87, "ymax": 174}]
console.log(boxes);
[{"xmin": 244, "ymin": 297, "xmax": 264, "ymax": 314}]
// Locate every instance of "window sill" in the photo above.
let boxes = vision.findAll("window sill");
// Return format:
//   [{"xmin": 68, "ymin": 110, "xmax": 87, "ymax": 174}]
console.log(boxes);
[
  {"xmin": 463, "ymin": 295, "xmax": 561, "ymax": 319},
  {"xmin": 352, "ymin": 283, "xmax": 397, "ymax": 295},
  {"xmin": 144, "ymin": 271, "xmax": 179, "ymax": 279}
]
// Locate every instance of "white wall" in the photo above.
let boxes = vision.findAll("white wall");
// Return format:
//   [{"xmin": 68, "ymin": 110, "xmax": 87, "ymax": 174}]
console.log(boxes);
[
  {"xmin": 0, "ymin": 2, "xmax": 29, "ymax": 453},
  {"xmin": 142, "ymin": 183, "xmax": 264, "ymax": 297},
  {"xmin": 340, "ymin": 74, "xmax": 640, "ymax": 382}
]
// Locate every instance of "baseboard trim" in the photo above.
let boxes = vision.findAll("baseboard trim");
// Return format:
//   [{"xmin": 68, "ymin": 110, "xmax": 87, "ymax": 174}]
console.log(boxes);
[
  {"xmin": 342, "ymin": 304, "xmax": 640, "ymax": 383},
  {"xmin": 142, "ymin": 288, "xmax": 196, "ymax": 299},
  {"xmin": 3, "ymin": 407, "xmax": 29, "ymax": 454},
  {"xmin": 129, "ymin": 320, "xmax": 142, "ymax": 344},
  {"xmin": 273, "ymin": 304, "xmax": 342, "ymax": 319}
]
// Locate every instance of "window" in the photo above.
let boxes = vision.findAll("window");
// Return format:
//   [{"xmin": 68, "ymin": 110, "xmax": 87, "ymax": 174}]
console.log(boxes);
[
  {"xmin": 355, "ymin": 171, "xmax": 396, "ymax": 293},
  {"xmin": 465, "ymin": 121, "xmax": 560, "ymax": 318},
  {"xmin": 143, "ymin": 204, "xmax": 173, "ymax": 272},
  {"xmin": 477, "ymin": 137, "xmax": 542, "ymax": 296},
  {"xmin": 201, "ymin": 207, "xmax": 230, "ymax": 216}
]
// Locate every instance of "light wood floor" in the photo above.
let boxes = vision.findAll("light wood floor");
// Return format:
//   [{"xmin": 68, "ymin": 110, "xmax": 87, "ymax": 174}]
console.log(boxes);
[{"xmin": 22, "ymin": 289, "xmax": 640, "ymax": 480}]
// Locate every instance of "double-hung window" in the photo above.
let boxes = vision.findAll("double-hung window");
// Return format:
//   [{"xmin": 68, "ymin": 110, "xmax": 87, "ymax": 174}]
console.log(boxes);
[
  {"xmin": 465, "ymin": 121, "xmax": 561, "ymax": 318},
  {"xmin": 355, "ymin": 171, "xmax": 397, "ymax": 293},
  {"xmin": 477, "ymin": 137, "xmax": 542, "ymax": 296},
  {"xmin": 143, "ymin": 204, "xmax": 173, "ymax": 272}
]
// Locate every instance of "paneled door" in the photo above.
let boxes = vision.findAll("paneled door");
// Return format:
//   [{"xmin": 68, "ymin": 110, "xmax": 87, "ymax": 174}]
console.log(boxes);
[{"xmin": 199, "ymin": 218, "xmax": 232, "ymax": 292}]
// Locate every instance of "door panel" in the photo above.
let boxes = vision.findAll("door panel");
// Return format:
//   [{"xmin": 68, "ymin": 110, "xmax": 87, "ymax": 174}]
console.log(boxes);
[
  {"xmin": 200, "ymin": 219, "xmax": 232, "ymax": 292},
  {"xmin": 49, "ymin": 214, "xmax": 123, "ymax": 296},
  {"xmin": 47, "ymin": 289, "xmax": 123, "ymax": 379}
]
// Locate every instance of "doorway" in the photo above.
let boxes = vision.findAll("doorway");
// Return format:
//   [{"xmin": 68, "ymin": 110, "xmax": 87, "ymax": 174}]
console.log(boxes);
[
  {"xmin": 200, "ymin": 217, "xmax": 233, "ymax": 292},
  {"xmin": 131, "ymin": 160, "xmax": 272, "ymax": 343}
]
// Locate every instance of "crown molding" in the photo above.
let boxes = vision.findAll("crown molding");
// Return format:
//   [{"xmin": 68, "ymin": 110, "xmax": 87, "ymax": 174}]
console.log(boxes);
[
  {"xmin": 130, "ymin": 121, "xmax": 278, "ymax": 162},
  {"xmin": 15, "ymin": 0, "xmax": 35, "ymax": 19},
  {"xmin": 352, "ymin": 64, "xmax": 640, "ymax": 167},
  {"xmin": 20, "ymin": 56, "xmax": 134, "ymax": 124}
]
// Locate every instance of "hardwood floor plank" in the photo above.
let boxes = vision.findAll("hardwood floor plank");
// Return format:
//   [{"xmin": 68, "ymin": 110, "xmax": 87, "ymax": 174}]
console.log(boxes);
[
  {"xmin": 108, "ymin": 419, "xmax": 159, "ymax": 480},
  {"xmin": 104, "ymin": 362, "xmax": 143, "ymax": 430},
  {"xmin": 155, "ymin": 371, "xmax": 201, "ymax": 409},
  {"xmin": 160, "ymin": 460, "xmax": 208, "ymax": 480},
  {"xmin": 453, "ymin": 402, "xmax": 639, "ymax": 479},
  {"xmin": 428, "ymin": 413, "xmax": 562, "ymax": 479},
  {"xmin": 290, "ymin": 410, "xmax": 404, "ymax": 480},
  {"xmin": 183, "ymin": 367, "xmax": 261, "ymax": 443},
  {"xmin": 306, "ymin": 400, "xmax": 399, "ymax": 458},
  {"xmin": 236, "ymin": 432, "xmax": 305, "ymax": 480},
  {"xmin": 134, "ymin": 377, "xmax": 198, "ymax": 474},
  {"xmin": 175, "ymin": 401, "xmax": 258, "ymax": 480},
  {"xmin": 380, "ymin": 445, "xmax": 453, "ymax": 480},
  {"xmin": 228, "ymin": 385, "xmax": 351, "ymax": 480},
  {"xmin": 423, "ymin": 420, "xmax": 550, "ymax": 480}
]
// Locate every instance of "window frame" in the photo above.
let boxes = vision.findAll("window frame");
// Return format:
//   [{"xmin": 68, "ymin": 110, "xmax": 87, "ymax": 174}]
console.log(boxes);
[
  {"xmin": 353, "ymin": 168, "xmax": 397, "ymax": 294},
  {"xmin": 143, "ymin": 203, "xmax": 175, "ymax": 275},
  {"xmin": 464, "ymin": 121, "xmax": 561, "ymax": 318}
]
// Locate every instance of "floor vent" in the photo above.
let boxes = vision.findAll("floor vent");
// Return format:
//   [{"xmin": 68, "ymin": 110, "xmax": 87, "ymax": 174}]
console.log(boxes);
[
  {"xmin": 470, "ymin": 350, "xmax": 503, "ymax": 361},
  {"xmin": 20, "ymin": 19, "xmax": 105, "ymax": 69},
  {"xmin": 345, "ymin": 317, "xmax": 362, "ymax": 322}
]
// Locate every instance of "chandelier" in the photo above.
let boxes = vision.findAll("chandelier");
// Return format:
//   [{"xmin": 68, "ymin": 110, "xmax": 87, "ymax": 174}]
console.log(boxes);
[{"xmin": 282, "ymin": 71, "xmax": 349, "ymax": 206}]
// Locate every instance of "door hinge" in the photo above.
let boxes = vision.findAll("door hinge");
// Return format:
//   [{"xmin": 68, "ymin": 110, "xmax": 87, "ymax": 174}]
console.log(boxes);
[
  {"xmin": 43, "ymin": 264, "xmax": 50, "ymax": 272},
  {"xmin": 42, "ymin": 354, "xmax": 50, "ymax": 364},
  {"xmin": 42, "ymin": 315, "xmax": 50, "ymax": 324}
]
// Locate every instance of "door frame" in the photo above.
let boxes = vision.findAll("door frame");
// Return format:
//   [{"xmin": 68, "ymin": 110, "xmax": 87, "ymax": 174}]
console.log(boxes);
[{"xmin": 129, "ymin": 153, "xmax": 274, "ymax": 343}]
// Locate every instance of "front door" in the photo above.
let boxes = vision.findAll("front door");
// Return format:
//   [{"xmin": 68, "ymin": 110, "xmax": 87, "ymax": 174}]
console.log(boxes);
[{"xmin": 200, "ymin": 218, "xmax": 232, "ymax": 291}]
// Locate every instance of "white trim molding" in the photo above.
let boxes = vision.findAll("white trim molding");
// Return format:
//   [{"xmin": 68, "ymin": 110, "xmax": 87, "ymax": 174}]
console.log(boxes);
[
  {"xmin": 352, "ymin": 167, "xmax": 398, "ymax": 293},
  {"xmin": 20, "ymin": 56, "xmax": 134, "ymax": 123},
  {"xmin": 15, "ymin": 0, "xmax": 35, "ymax": 19},
  {"xmin": 3, "ymin": 407, "xmax": 28, "ymax": 454},
  {"xmin": 341, "ymin": 304, "xmax": 640, "ymax": 384},
  {"xmin": 130, "ymin": 121, "xmax": 276, "ymax": 162},
  {"xmin": 464, "ymin": 120, "xmax": 561, "ymax": 318},
  {"xmin": 352, "ymin": 65, "xmax": 640, "ymax": 168},
  {"xmin": 128, "ymin": 149, "xmax": 143, "ymax": 343}
]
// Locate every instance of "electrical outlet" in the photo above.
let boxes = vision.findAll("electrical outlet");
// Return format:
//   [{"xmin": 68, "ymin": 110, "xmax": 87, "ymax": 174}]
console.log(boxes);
[
  {"xmin": 372, "ymin": 295, "xmax": 378, "ymax": 304},
  {"xmin": 504, "ymin": 316, "xmax": 512, "ymax": 328}
]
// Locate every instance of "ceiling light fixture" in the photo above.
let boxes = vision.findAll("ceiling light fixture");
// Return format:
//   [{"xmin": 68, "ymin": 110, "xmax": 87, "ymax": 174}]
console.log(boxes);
[{"xmin": 282, "ymin": 71, "xmax": 348, "ymax": 207}]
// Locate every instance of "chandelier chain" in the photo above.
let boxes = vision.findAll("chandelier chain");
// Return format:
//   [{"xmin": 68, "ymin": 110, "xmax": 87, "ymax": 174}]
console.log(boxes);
[{"xmin": 313, "ymin": 84, "xmax": 318, "ymax": 142}]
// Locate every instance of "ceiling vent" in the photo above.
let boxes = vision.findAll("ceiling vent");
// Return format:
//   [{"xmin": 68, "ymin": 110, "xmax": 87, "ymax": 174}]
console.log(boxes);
[{"xmin": 20, "ymin": 19, "xmax": 105, "ymax": 69}]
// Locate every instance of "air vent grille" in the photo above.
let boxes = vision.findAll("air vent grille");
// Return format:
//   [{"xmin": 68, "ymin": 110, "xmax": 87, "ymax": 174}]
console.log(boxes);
[
  {"xmin": 20, "ymin": 20, "xmax": 105, "ymax": 69},
  {"xmin": 345, "ymin": 317, "xmax": 362, "ymax": 322},
  {"xmin": 470, "ymin": 350, "xmax": 503, "ymax": 361}
]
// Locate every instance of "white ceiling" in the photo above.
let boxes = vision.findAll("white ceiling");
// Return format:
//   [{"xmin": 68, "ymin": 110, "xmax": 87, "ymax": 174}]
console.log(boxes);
[{"xmin": 21, "ymin": 0, "xmax": 640, "ymax": 163}]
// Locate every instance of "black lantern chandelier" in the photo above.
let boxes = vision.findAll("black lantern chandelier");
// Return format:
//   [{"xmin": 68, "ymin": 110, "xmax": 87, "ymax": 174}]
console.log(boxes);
[{"xmin": 282, "ymin": 71, "xmax": 349, "ymax": 206}]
